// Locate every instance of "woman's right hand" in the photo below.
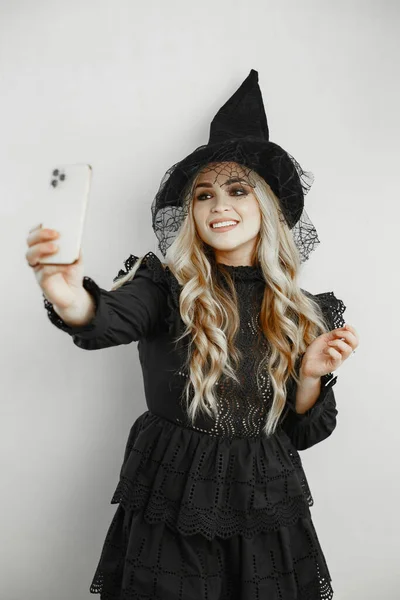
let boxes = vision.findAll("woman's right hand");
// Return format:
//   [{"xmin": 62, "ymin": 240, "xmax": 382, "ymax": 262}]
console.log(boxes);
[{"xmin": 26, "ymin": 225, "xmax": 85, "ymax": 310}]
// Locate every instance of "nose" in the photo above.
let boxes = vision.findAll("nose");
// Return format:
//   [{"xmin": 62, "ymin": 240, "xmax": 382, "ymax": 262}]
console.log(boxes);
[{"xmin": 210, "ymin": 199, "xmax": 234, "ymax": 213}]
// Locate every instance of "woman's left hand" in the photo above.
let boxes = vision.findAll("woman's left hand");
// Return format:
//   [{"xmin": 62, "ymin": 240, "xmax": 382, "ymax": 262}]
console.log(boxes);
[{"xmin": 300, "ymin": 324, "xmax": 360, "ymax": 379}]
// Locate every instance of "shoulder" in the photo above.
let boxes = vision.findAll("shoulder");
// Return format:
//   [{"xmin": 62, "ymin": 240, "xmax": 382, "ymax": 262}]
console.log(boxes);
[
  {"xmin": 112, "ymin": 251, "xmax": 169, "ymax": 290},
  {"xmin": 301, "ymin": 288, "xmax": 347, "ymax": 330}
]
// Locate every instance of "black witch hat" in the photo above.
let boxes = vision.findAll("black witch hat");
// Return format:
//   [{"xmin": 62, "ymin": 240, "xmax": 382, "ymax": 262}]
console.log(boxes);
[{"xmin": 151, "ymin": 68, "xmax": 319, "ymax": 262}]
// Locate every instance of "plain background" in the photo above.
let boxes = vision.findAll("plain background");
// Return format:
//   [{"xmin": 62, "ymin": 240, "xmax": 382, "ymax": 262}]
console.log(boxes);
[{"xmin": 2, "ymin": 0, "xmax": 399, "ymax": 598}]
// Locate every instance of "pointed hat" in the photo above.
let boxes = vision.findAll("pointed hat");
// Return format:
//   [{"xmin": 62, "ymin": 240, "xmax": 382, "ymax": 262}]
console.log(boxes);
[{"xmin": 151, "ymin": 68, "xmax": 318, "ymax": 261}]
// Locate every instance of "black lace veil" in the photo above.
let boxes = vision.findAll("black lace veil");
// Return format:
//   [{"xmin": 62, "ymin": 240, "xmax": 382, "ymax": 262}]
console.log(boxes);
[
  {"xmin": 150, "ymin": 69, "xmax": 321, "ymax": 263},
  {"xmin": 151, "ymin": 145, "xmax": 319, "ymax": 263}
]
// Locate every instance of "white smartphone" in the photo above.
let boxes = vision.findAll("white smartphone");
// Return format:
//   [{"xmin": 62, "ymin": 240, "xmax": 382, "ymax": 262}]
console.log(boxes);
[{"xmin": 38, "ymin": 163, "xmax": 92, "ymax": 265}]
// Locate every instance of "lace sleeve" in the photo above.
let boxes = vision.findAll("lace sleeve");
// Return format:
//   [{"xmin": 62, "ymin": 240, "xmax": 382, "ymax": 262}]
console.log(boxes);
[
  {"xmin": 43, "ymin": 252, "xmax": 169, "ymax": 350},
  {"xmin": 313, "ymin": 290, "xmax": 346, "ymax": 331},
  {"xmin": 281, "ymin": 290, "xmax": 347, "ymax": 450}
]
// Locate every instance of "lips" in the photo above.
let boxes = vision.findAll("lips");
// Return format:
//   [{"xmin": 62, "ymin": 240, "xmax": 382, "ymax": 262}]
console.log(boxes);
[
  {"xmin": 209, "ymin": 220, "xmax": 239, "ymax": 228},
  {"xmin": 209, "ymin": 222, "xmax": 239, "ymax": 232}
]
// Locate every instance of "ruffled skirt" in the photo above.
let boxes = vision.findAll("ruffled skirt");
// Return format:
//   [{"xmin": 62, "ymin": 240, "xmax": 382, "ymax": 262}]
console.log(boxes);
[{"xmin": 89, "ymin": 411, "xmax": 334, "ymax": 599}]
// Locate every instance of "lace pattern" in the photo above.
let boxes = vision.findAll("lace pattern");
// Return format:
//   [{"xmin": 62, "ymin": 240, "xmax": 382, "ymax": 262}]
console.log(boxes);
[
  {"xmin": 42, "ymin": 252, "xmax": 169, "ymax": 336},
  {"xmin": 43, "ymin": 275, "xmax": 101, "ymax": 333},
  {"xmin": 150, "ymin": 70, "xmax": 321, "ymax": 265},
  {"xmin": 107, "ymin": 410, "xmax": 316, "ymax": 541},
  {"xmin": 40, "ymin": 254, "xmax": 339, "ymax": 599},
  {"xmin": 89, "ymin": 502, "xmax": 333, "ymax": 599},
  {"xmin": 165, "ymin": 264, "xmax": 274, "ymax": 439},
  {"xmin": 164, "ymin": 262, "xmax": 344, "ymax": 442},
  {"xmin": 112, "ymin": 251, "xmax": 168, "ymax": 287},
  {"xmin": 311, "ymin": 290, "xmax": 346, "ymax": 331}
]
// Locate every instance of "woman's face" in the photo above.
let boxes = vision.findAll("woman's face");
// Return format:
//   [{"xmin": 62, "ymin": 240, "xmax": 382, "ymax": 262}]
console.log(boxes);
[{"xmin": 192, "ymin": 162, "xmax": 261, "ymax": 266}]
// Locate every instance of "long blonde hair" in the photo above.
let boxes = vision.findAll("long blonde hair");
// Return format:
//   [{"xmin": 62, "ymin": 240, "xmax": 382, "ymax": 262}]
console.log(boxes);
[{"xmin": 112, "ymin": 164, "xmax": 330, "ymax": 437}]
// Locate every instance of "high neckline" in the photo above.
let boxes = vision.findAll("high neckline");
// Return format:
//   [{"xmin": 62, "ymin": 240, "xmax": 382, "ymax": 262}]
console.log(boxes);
[{"xmin": 215, "ymin": 262, "xmax": 265, "ymax": 282}]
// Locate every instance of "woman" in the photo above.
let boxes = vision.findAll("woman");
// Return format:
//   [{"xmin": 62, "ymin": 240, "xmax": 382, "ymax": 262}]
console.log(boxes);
[{"xmin": 26, "ymin": 69, "xmax": 359, "ymax": 599}]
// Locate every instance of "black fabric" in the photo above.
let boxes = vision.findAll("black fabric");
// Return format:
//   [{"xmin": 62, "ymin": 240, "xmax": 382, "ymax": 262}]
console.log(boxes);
[
  {"xmin": 43, "ymin": 252, "xmax": 346, "ymax": 599},
  {"xmin": 150, "ymin": 69, "xmax": 319, "ymax": 263},
  {"xmin": 89, "ymin": 506, "xmax": 332, "ymax": 600},
  {"xmin": 43, "ymin": 252, "xmax": 170, "ymax": 347}
]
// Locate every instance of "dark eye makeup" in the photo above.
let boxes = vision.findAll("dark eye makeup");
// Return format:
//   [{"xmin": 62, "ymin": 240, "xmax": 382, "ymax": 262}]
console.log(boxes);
[{"xmin": 196, "ymin": 186, "xmax": 248, "ymax": 201}]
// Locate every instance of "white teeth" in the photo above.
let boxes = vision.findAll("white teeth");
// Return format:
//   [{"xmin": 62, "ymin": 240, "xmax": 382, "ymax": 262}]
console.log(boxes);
[{"xmin": 211, "ymin": 221, "xmax": 238, "ymax": 229}]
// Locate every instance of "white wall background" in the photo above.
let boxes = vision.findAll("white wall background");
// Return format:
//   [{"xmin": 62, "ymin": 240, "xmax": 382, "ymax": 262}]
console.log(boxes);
[{"xmin": 2, "ymin": 0, "xmax": 399, "ymax": 598}]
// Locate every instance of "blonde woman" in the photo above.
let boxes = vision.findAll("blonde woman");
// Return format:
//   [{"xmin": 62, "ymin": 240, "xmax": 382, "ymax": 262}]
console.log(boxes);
[{"xmin": 26, "ymin": 69, "xmax": 359, "ymax": 599}]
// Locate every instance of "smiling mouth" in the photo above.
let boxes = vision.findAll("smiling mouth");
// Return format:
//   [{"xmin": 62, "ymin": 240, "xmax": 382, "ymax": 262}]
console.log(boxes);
[{"xmin": 210, "ymin": 222, "xmax": 239, "ymax": 232}]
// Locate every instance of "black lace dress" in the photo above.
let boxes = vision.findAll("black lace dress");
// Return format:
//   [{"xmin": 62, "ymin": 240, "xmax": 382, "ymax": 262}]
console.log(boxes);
[{"xmin": 43, "ymin": 252, "xmax": 346, "ymax": 600}]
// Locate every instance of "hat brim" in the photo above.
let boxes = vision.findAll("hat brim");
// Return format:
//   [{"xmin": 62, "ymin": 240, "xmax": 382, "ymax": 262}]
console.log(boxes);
[{"xmin": 152, "ymin": 137, "xmax": 313, "ymax": 231}]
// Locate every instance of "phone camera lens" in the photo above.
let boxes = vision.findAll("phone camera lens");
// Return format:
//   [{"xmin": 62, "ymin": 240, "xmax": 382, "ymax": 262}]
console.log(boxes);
[
  {"xmin": 60, "ymin": 174, "xmax": 65, "ymax": 180},
  {"xmin": 51, "ymin": 179, "xmax": 58, "ymax": 187},
  {"xmin": 52, "ymin": 169, "xmax": 59, "ymax": 176}
]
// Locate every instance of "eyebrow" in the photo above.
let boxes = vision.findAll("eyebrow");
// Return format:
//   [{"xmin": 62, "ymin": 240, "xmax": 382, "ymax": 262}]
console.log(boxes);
[{"xmin": 195, "ymin": 177, "xmax": 248, "ymax": 189}]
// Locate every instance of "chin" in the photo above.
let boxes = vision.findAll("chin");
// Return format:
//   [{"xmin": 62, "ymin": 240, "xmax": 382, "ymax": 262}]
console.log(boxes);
[{"xmin": 208, "ymin": 241, "xmax": 244, "ymax": 250}]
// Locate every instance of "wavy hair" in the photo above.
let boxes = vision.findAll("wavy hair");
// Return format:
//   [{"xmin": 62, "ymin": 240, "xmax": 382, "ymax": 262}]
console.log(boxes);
[{"xmin": 111, "ymin": 164, "xmax": 331, "ymax": 437}]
